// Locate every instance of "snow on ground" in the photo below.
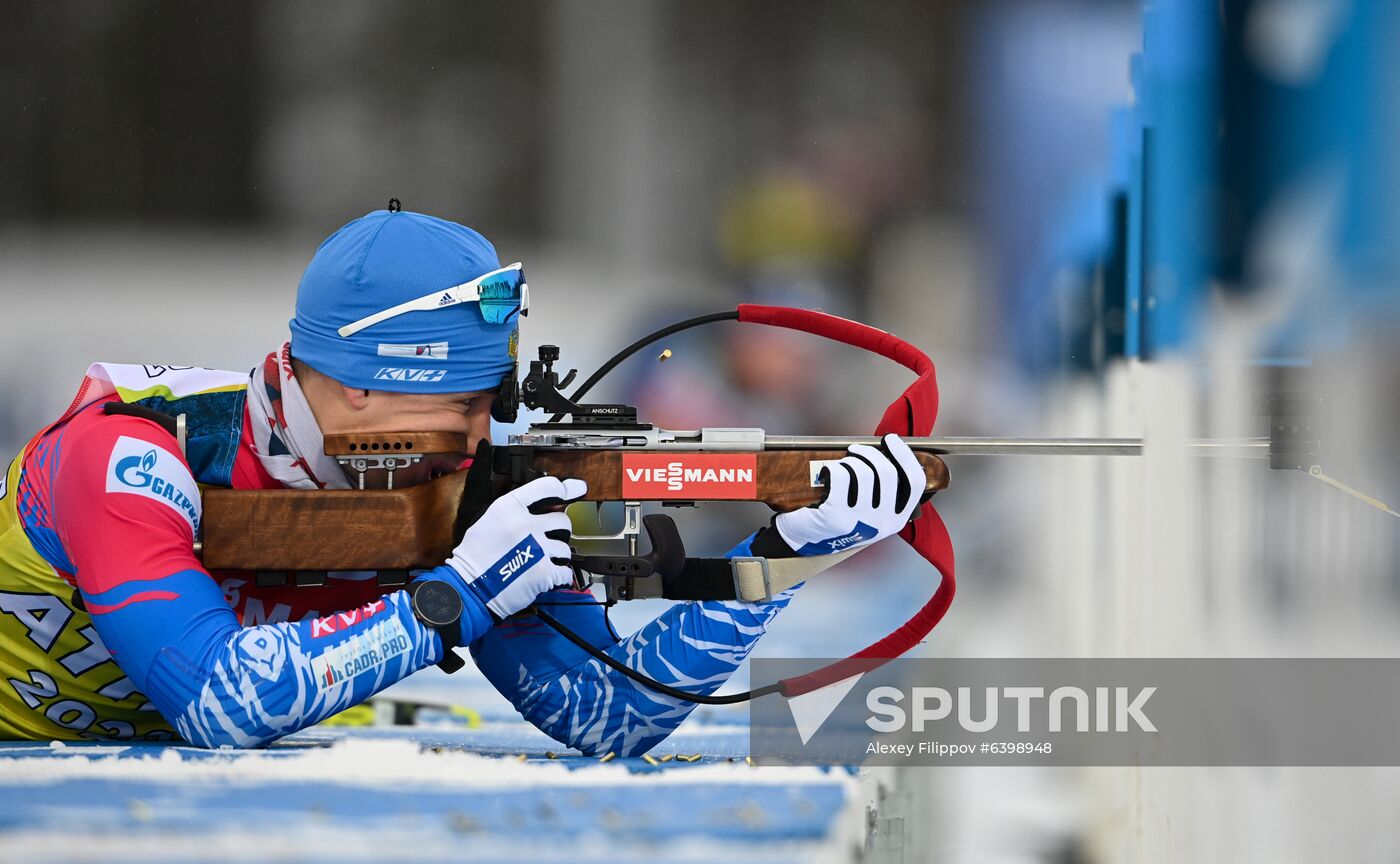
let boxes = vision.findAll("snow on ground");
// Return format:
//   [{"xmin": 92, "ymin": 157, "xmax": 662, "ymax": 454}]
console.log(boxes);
[{"xmin": 0, "ymin": 728, "xmax": 857, "ymax": 863}]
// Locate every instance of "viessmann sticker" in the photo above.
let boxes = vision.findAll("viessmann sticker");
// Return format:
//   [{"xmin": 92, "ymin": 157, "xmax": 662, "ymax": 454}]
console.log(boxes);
[{"xmin": 620, "ymin": 453, "xmax": 758, "ymax": 499}]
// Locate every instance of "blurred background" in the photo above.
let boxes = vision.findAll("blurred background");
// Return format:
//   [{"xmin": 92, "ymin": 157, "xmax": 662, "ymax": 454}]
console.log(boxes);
[{"xmin": 2, "ymin": 1, "xmax": 1399, "ymax": 862}]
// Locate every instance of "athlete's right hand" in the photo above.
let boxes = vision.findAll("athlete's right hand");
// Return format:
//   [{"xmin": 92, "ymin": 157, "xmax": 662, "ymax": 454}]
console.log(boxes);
[{"xmin": 437, "ymin": 475, "xmax": 586, "ymax": 621}]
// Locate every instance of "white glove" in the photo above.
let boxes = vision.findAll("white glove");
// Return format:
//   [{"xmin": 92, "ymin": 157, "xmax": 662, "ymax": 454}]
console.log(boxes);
[
  {"xmin": 775, "ymin": 433, "xmax": 924, "ymax": 556},
  {"xmin": 443, "ymin": 475, "xmax": 587, "ymax": 619}
]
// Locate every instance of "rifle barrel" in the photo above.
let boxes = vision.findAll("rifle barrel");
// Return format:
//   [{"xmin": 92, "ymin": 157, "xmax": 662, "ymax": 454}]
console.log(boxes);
[{"xmin": 763, "ymin": 435, "xmax": 1271, "ymax": 458}]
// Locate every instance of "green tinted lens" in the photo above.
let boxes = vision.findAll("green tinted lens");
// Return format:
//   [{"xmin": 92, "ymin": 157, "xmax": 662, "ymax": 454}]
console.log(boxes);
[{"xmin": 476, "ymin": 272, "xmax": 523, "ymax": 324}]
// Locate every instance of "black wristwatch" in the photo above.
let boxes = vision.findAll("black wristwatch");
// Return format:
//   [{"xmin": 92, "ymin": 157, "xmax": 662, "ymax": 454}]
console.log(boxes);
[{"xmin": 408, "ymin": 579, "xmax": 466, "ymax": 673}]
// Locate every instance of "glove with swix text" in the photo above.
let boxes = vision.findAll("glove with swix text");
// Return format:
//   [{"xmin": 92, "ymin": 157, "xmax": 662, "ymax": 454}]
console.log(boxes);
[
  {"xmin": 762, "ymin": 432, "xmax": 924, "ymax": 557},
  {"xmin": 422, "ymin": 474, "xmax": 587, "ymax": 639}
]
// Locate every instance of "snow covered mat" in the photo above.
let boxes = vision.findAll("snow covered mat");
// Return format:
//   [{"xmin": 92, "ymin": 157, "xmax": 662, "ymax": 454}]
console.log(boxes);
[{"xmin": 0, "ymin": 724, "xmax": 857, "ymax": 863}]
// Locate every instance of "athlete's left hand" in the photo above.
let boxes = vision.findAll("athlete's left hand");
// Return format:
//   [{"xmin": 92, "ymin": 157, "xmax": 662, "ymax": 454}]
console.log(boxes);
[{"xmin": 772, "ymin": 433, "xmax": 924, "ymax": 556}]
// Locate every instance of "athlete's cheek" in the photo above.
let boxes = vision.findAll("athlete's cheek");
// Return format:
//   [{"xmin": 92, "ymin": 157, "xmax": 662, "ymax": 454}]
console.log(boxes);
[{"xmin": 465, "ymin": 418, "xmax": 491, "ymax": 447}]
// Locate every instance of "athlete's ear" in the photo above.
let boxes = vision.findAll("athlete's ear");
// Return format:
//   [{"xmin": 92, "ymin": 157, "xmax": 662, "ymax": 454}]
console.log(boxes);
[{"xmin": 341, "ymin": 383, "xmax": 372, "ymax": 410}]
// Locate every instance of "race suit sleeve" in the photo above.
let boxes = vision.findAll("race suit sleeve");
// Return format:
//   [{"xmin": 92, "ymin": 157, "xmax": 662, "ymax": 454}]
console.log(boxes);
[
  {"xmin": 469, "ymin": 530, "xmax": 798, "ymax": 757},
  {"xmin": 52, "ymin": 415, "xmax": 492, "ymax": 748}
]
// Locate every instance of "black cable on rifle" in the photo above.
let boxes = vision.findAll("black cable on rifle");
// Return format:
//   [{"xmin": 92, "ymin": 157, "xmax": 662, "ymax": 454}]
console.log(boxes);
[
  {"xmin": 549, "ymin": 310, "xmax": 739, "ymax": 423},
  {"xmin": 541, "ymin": 306, "xmax": 784, "ymax": 703},
  {"xmin": 534, "ymin": 608, "xmax": 782, "ymax": 705}
]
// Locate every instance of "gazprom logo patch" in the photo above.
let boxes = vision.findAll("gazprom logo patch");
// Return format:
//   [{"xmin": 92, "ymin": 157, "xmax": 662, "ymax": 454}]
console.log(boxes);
[
  {"xmin": 373, "ymin": 367, "xmax": 447, "ymax": 382},
  {"xmin": 115, "ymin": 448, "xmax": 159, "ymax": 487},
  {"xmin": 490, "ymin": 536, "xmax": 544, "ymax": 582},
  {"xmin": 105, "ymin": 436, "xmax": 202, "ymax": 534}
]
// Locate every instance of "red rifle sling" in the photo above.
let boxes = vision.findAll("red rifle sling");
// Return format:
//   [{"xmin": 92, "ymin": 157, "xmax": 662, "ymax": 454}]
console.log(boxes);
[{"xmin": 736, "ymin": 304, "xmax": 957, "ymax": 697}]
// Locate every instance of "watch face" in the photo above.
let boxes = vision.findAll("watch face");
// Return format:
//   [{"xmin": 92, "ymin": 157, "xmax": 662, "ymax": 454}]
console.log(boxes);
[{"xmin": 413, "ymin": 581, "xmax": 463, "ymax": 628}]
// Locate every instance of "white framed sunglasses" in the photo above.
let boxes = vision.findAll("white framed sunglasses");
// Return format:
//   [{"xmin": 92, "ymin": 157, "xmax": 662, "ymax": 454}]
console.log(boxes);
[{"xmin": 337, "ymin": 262, "xmax": 528, "ymax": 338}]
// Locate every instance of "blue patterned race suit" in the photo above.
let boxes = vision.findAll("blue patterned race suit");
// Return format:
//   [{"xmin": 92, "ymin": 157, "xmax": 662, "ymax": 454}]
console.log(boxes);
[{"xmin": 473, "ymin": 533, "xmax": 797, "ymax": 757}]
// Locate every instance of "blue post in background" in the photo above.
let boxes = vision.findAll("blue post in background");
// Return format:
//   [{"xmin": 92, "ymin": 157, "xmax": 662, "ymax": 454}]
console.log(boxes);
[
  {"xmin": 1136, "ymin": 0, "xmax": 1218, "ymax": 359},
  {"xmin": 1215, "ymin": 0, "xmax": 1400, "ymax": 356},
  {"xmin": 1018, "ymin": 0, "xmax": 1399, "ymax": 374}
]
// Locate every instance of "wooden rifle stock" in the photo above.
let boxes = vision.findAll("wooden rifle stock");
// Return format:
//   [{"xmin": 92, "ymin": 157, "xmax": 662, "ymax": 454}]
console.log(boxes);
[{"xmin": 199, "ymin": 450, "xmax": 949, "ymax": 573}]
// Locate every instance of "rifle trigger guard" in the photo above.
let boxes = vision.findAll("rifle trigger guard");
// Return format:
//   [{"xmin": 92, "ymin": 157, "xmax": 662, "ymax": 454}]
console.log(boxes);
[
  {"xmin": 570, "ymin": 502, "xmax": 642, "ymax": 542},
  {"xmin": 573, "ymin": 513, "xmax": 686, "ymax": 603}
]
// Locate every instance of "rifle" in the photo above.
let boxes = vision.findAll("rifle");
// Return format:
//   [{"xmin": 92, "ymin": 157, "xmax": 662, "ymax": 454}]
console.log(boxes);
[
  {"xmin": 196, "ymin": 306, "xmax": 960, "ymax": 701},
  {"xmin": 202, "ymin": 427, "xmax": 951, "ymax": 598}
]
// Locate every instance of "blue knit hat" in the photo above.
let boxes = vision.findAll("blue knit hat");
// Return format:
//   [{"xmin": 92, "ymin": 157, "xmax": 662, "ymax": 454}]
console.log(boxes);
[{"xmin": 289, "ymin": 208, "xmax": 519, "ymax": 393}]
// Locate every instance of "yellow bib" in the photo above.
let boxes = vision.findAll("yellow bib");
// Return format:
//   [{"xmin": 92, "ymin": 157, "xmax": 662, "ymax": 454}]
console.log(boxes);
[{"xmin": 0, "ymin": 448, "xmax": 178, "ymax": 740}]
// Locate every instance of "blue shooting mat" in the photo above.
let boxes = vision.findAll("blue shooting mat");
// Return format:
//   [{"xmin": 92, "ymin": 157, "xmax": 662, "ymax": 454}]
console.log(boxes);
[{"xmin": 0, "ymin": 725, "xmax": 853, "ymax": 863}]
